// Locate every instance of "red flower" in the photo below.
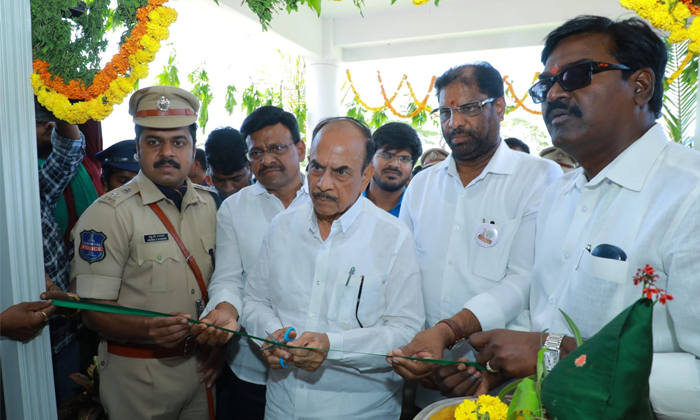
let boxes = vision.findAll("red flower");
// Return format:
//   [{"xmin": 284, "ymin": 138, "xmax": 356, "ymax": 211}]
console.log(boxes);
[{"xmin": 659, "ymin": 294, "xmax": 674, "ymax": 305}]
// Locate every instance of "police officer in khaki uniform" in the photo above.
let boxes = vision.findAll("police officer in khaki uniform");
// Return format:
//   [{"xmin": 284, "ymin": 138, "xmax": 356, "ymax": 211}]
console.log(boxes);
[{"xmin": 73, "ymin": 86, "xmax": 222, "ymax": 420}]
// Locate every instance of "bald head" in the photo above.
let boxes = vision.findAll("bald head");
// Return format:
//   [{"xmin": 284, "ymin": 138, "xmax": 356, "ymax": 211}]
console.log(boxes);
[{"xmin": 308, "ymin": 118, "xmax": 375, "ymax": 221}]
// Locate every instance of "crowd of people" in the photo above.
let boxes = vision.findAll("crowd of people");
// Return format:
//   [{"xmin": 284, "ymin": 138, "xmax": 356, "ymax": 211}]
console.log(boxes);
[{"xmin": 2, "ymin": 14, "xmax": 699, "ymax": 420}]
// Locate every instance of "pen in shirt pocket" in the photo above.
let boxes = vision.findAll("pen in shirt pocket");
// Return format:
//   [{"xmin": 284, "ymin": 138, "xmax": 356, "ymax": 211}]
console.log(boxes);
[{"xmin": 345, "ymin": 267, "xmax": 355, "ymax": 286}]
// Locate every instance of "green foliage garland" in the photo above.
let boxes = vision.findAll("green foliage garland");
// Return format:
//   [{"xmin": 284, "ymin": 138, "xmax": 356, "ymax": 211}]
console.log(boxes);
[{"xmin": 31, "ymin": 0, "xmax": 149, "ymax": 86}]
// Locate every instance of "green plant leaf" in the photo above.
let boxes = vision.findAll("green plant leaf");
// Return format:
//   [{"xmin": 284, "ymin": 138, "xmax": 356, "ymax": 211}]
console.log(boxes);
[
  {"xmin": 506, "ymin": 377, "xmax": 541, "ymax": 420},
  {"xmin": 559, "ymin": 308, "xmax": 583, "ymax": 347}
]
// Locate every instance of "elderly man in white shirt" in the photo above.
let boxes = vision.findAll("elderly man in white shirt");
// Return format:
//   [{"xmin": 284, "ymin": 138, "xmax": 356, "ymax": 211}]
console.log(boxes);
[
  {"xmin": 387, "ymin": 62, "xmax": 561, "ymax": 406},
  {"xmin": 448, "ymin": 16, "xmax": 700, "ymax": 419},
  {"xmin": 192, "ymin": 106, "xmax": 309, "ymax": 419},
  {"xmin": 242, "ymin": 117, "xmax": 425, "ymax": 420}
]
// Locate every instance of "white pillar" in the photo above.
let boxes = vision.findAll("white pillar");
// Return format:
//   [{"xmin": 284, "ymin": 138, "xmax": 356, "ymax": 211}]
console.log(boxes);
[
  {"xmin": 306, "ymin": 18, "xmax": 341, "ymax": 141},
  {"xmin": 0, "ymin": 1, "xmax": 58, "ymax": 419}
]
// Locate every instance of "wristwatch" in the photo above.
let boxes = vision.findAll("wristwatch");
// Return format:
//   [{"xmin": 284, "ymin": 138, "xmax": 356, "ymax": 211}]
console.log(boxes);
[
  {"xmin": 543, "ymin": 333, "xmax": 565, "ymax": 373},
  {"xmin": 437, "ymin": 319, "xmax": 466, "ymax": 351}
]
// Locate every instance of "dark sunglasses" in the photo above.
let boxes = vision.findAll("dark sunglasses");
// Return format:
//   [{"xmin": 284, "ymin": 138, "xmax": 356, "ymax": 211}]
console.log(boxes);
[{"xmin": 529, "ymin": 61, "xmax": 631, "ymax": 104}]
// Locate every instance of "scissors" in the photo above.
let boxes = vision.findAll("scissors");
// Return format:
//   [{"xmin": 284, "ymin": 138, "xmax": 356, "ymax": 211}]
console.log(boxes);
[{"xmin": 261, "ymin": 327, "xmax": 296, "ymax": 369}]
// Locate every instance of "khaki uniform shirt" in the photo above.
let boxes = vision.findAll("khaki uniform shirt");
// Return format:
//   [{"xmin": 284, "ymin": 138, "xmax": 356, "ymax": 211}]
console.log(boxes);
[{"xmin": 73, "ymin": 171, "xmax": 217, "ymax": 316}]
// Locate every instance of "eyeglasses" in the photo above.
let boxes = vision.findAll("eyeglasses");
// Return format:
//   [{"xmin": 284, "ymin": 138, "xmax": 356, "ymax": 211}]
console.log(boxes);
[
  {"xmin": 529, "ymin": 61, "xmax": 631, "ymax": 104},
  {"xmin": 247, "ymin": 143, "xmax": 294, "ymax": 162},
  {"xmin": 376, "ymin": 152, "xmax": 414, "ymax": 165},
  {"xmin": 431, "ymin": 97, "xmax": 496, "ymax": 121}
]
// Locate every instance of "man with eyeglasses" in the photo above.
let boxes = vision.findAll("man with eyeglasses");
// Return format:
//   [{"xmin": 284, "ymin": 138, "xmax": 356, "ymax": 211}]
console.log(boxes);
[
  {"xmin": 364, "ymin": 122, "xmax": 422, "ymax": 217},
  {"xmin": 387, "ymin": 62, "xmax": 562, "ymax": 408},
  {"xmin": 192, "ymin": 106, "xmax": 309, "ymax": 420},
  {"xmin": 241, "ymin": 117, "xmax": 424, "ymax": 420},
  {"xmin": 437, "ymin": 17, "xmax": 700, "ymax": 418}
]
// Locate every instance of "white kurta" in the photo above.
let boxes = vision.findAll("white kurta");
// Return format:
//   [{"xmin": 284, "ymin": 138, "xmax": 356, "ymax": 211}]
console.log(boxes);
[
  {"xmin": 531, "ymin": 124, "xmax": 700, "ymax": 420},
  {"xmin": 203, "ymin": 175, "xmax": 309, "ymax": 385},
  {"xmin": 399, "ymin": 140, "xmax": 562, "ymax": 407},
  {"xmin": 243, "ymin": 197, "xmax": 425, "ymax": 420}
]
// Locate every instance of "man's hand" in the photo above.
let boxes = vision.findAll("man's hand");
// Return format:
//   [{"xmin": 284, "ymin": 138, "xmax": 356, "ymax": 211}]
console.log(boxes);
[
  {"xmin": 191, "ymin": 303, "xmax": 239, "ymax": 346},
  {"xmin": 197, "ymin": 344, "xmax": 225, "ymax": 388},
  {"xmin": 261, "ymin": 327, "xmax": 296, "ymax": 370},
  {"xmin": 0, "ymin": 301, "xmax": 55, "ymax": 341},
  {"xmin": 40, "ymin": 290, "xmax": 76, "ymax": 317},
  {"xmin": 386, "ymin": 323, "xmax": 453, "ymax": 380},
  {"xmin": 44, "ymin": 273, "xmax": 61, "ymax": 292},
  {"xmin": 469, "ymin": 329, "xmax": 542, "ymax": 378},
  {"xmin": 434, "ymin": 358, "xmax": 501, "ymax": 398},
  {"xmin": 288, "ymin": 332, "xmax": 329, "ymax": 372},
  {"xmin": 146, "ymin": 312, "xmax": 192, "ymax": 348}
]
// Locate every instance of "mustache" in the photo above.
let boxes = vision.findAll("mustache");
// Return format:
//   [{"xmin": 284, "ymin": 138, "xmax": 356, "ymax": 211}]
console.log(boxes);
[
  {"xmin": 154, "ymin": 158, "xmax": 181, "ymax": 169},
  {"xmin": 446, "ymin": 127, "xmax": 475, "ymax": 143},
  {"xmin": 312, "ymin": 191, "xmax": 339, "ymax": 202},
  {"xmin": 544, "ymin": 100, "xmax": 583, "ymax": 124},
  {"xmin": 259, "ymin": 164, "xmax": 284, "ymax": 174},
  {"xmin": 382, "ymin": 168, "xmax": 403, "ymax": 176}
]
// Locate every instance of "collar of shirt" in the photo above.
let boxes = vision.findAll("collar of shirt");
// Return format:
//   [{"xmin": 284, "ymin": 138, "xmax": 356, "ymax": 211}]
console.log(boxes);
[
  {"xmin": 135, "ymin": 171, "xmax": 204, "ymax": 209},
  {"xmin": 444, "ymin": 139, "xmax": 515, "ymax": 187},
  {"xmin": 309, "ymin": 194, "xmax": 365, "ymax": 235},
  {"xmin": 362, "ymin": 187, "xmax": 404, "ymax": 216},
  {"xmin": 251, "ymin": 172, "xmax": 308, "ymax": 198},
  {"xmin": 566, "ymin": 124, "xmax": 669, "ymax": 194}
]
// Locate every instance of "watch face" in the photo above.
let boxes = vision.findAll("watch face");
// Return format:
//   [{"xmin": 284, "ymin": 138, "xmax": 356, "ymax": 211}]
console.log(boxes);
[{"xmin": 544, "ymin": 351, "xmax": 557, "ymax": 370}]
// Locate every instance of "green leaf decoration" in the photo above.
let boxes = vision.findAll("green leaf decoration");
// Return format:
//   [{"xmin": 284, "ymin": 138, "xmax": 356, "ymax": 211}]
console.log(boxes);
[
  {"xmin": 224, "ymin": 84, "xmax": 238, "ymax": 116},
  {"xmin": 154, "ymin": 50, "xmax": 180, "ymax": 87},
  {"xmin": 506, "ymin": 377, "xmax": 542, "ymax": 420},
  {"xmin": 559, "ymin": 308, "xmax": 583, "ymax": 347},
  {"xmin": 188, "ymin": 67, "xmax": 214, "ymax": 133},
  {"xmin": 662, "ymin": 40, "xmax": 698, "ymax": 148}
]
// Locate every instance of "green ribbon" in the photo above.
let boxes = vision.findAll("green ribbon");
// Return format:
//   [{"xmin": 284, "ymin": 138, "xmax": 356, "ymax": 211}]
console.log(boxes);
[{"xmin": 52, "ymin": 299, "xmax": 485, "ymax": 370}]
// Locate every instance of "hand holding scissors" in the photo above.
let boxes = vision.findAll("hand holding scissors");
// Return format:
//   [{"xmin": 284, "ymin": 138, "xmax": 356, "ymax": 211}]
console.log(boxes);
[{"xmin": 261, "ymin": 327, "xmax": 296, "ymax": 370}]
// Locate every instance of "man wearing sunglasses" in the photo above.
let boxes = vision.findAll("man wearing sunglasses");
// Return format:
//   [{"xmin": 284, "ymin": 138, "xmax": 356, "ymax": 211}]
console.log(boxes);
[
  {"xmin": 440, "ymin": 16, "xmax": 700, "ymax": 419},
  {"xmin": 364, "ymin": 122, "xmax": 423, "ymax": 217},
  {"xmin": 388, "ymin": 62, "xmax": 562, "ymax": 408}
]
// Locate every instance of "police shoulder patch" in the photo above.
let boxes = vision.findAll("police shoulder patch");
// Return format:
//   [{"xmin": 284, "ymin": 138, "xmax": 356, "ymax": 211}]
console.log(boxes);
[
  {"xmin": 98, "ymin": 185, "xmax": 139, "ymax": 207},
  {"xmin": 79, "ymin": 230, "xmax": 107, "ymax": 264}
]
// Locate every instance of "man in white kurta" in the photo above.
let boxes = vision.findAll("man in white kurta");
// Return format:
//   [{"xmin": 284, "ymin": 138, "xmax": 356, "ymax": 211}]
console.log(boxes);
[
  {"xmin": 193, "ymin": 107, "xmax": 309, "ymax": 419},
  {"xmin": 460, "ymin": 16, "xmax": 699, "ymax": 419},
  {"xmin": 243, "ymin": 118, "xmax": 425, "ymax": 420},
  {"xmin": 388, "ymin": 63, "xmax": 561, "ymax": 405}
]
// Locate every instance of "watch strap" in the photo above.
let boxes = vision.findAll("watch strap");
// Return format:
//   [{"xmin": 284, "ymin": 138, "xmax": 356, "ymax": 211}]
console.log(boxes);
[{"xmin": 544, "ymin": 332, "xmax": 565, "ymax": 372}]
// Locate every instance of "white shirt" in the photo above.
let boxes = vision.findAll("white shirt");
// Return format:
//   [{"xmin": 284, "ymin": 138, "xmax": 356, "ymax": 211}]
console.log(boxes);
[
  {"xmin": 399, "ymin": 140, "xmax": 562, "ymax": 406},
  {"xmin": 242, "ymin": 197, "xmax": 425, "ymax": 420},
  {"xmin": 203, "ymin": 174, "xmax": 309, "ymax": 385},
  {"xmin": 531, "ymin": 124, "xmax": 700, "ymax": 420}
]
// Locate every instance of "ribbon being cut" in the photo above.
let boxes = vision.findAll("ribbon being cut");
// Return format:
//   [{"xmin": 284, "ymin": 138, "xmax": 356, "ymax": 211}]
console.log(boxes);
[{"xmin": 50, "ymin": 298, "xmax": 485, "ymax": 370}]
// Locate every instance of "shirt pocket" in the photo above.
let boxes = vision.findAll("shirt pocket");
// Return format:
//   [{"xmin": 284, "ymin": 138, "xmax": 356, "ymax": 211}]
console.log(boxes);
[
  {"xmin": 471, "ymin": 218, "xmax": 519, "ymax": 282},
  {"xmin": 570, "ymin": 250, "xmax": 629, "ymax": 335},
  {"xmin": 328, "ymin": 273, "xmax": 386, "ymax": 329},
  {"xmin": 136, "ymin": 242, "xmax": 182, "ymax": 292}
]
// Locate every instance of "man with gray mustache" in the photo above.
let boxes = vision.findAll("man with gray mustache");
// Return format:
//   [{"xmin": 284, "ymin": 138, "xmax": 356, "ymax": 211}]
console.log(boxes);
[
  {"xmin": 388, "ymin": 62, "xmax": 562, "ymax": 408},
  {"xmin": 242, "ymin": 117, "xmax": 425, "ymax": 419}
]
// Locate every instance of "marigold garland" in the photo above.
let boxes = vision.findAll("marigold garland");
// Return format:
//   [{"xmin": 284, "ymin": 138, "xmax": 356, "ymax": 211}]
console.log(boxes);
[
  {"xmin": 503, "ymin": 75, "xmax": 542, "ymax": 115},
  {"xmin": 621, "ymin": 0, "xmax": 700, "ymax": 54},
  {"xmin": 31, "ymin": 0, "xmax": 177, "ymax": 124},
  {"xmin": 346, "ymin": 70, "xmax": 435, "ymax": 119}
]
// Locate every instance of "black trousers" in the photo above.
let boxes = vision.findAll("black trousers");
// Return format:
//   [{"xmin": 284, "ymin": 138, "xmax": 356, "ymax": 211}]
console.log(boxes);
[{"xmin": 216, "ymin": 364, "xmax": 266, "ymax": 420}]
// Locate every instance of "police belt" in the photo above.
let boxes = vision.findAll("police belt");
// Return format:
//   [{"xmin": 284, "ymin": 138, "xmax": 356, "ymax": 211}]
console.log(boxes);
[{"xmin": 107, "ymin": 337, "xmax": 198, "ymax": 359}]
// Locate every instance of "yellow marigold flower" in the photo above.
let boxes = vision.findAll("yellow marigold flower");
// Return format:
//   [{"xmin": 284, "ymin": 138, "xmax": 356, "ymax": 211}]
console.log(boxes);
[
  {"xmin": 413, "ymin": 0, "xmax": 430, "ymax": 5},
  {"xmin": 454, "ymin": 395, "xmax": 508, "ymax": 420}
]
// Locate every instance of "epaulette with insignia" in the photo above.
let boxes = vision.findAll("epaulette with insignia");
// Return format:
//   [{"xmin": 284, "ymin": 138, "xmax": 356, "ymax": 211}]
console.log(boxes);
[
  {"xmin": 193, "ymin": 184, "xmax": 222, "ymax": 209},
  {"xmin": 97, "ymin": 185, "xmax": 140, "ymax": 207}
]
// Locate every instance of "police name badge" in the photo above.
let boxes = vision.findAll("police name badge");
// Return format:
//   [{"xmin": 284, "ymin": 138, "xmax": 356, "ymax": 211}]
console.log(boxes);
[
  {"xmin": 79, "ymin": 230, "xmax": 107, "ymax": 263},
  {"xmin": 474, "ymin": 223, "xmax": 499, "ymax": 248}
]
